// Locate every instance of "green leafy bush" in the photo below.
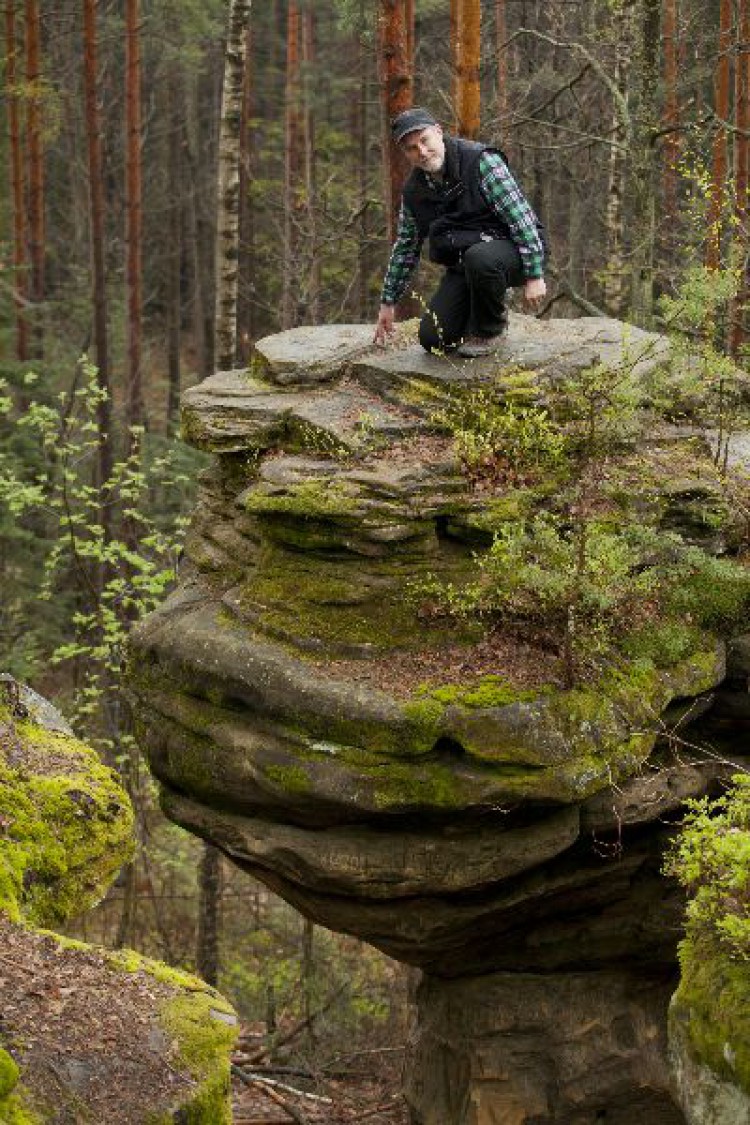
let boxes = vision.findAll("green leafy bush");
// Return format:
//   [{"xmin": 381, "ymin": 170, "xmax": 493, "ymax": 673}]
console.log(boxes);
[
  {"xmin": 436, "ymin": 389, "xmax": 568, "ymax": 486},
  {"xmin": 665, "ymin": 774, "xmax": 750, "ymax": 960}
]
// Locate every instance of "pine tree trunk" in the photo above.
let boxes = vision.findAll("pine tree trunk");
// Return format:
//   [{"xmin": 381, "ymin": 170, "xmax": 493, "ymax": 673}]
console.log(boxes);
[
  {"xmin": 302, "ymin": 9, "xmax": 320, "ymax": 324},
  {"xmin": 24, "ymin": 0, "xmax": 44, "ymax": 356},
  {"xmin": 237, "ymin": 23, "xmax": 255, "ymax": 362},
  {"xmin": 355, "ymin": 3, "xmax": 370, "ymax": 320},
  {"xmin": 301, "ymin": 917, "xmax": 315, "ymax": 1047},
  {"xmin": 215, "ymin": 0, "xmax": 252, "ymax": 369},
  {"xmin": 662, "ymin": 0, "xmax": 679, "ymax": 224},
  {"xmin": 602, "ymin": 0, "xmax": 635, "ymax": 317},
  {"xmin": 166, "ymin": 64, "xmax": 182, "ymax": 432},
  {"xmin": 378, "ymin": 0, "xmax": 413, "ymax": 244},
  {"xmin": 452, "ymin": 0, "xmax": 481, "ymax": 139},
  {"xmin": 730, "ymin": 0, "xmax": 749, "ymax": 353},
  {"xmin": 282, "ymin": 1, "xmax": 301, "ymax": 330},
  {"xmin": 495, "ymin": 0, "xmax": 508, "ymax": 137},
  {"xmin": 125, "ymin": 0, "xmax": 144, "ymax": 433},
  {"xmin": 5, "ymin": 0, "xmax": 28, "ymax": 362},
  {"xmin": 706, "ymin": 0, "xmax": 732, "ymax": 271},
  {"xmin": 196, "ymin": 842, "xmax": 222, "ymax": 987},
  {"xmin": 83, "ymin": 0, "xmax": 113, "ymax": 498},
  {"xmin": 196, "ymin": 61, "xmax": 222, "ymax": 378},
  {"xmin": 631, "ymin": 0, "xmax": 660, "ymax": 327}
]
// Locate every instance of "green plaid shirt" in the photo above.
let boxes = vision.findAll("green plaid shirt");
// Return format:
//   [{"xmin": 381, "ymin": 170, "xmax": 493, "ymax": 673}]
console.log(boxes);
[{"xmin": 380, "ymin": 150, "xmax": 545, "ymax": 305}]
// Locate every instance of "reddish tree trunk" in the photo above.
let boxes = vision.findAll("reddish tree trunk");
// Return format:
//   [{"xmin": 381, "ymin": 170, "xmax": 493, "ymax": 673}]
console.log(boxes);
[
  {"xmin": 237, "ymin": 23, "xmax": 254, "ymax": 361},
  {"xmin": 706, "ymin": 0, "xmax": 732, "ymax": 270},
  {"xmin": 83, "ymin": 0, "xmax": 113, "ymax": 495},
  {"xmin": 24, "ymin": 0, "xmax": 43, "ymax": 355},
  {"xmin": 282, "ymin": 1, "xmax": 301, "ymax": 329},
  {"xmin": 452, "ymin": 0, "xmax": 481, "ymax": 139},
  {"xmin": 302, "ymin": 8, "xmax": 320, "ymax": 324},
  {"xmin": 125, "ymin": 0, "xmax": 144, "ymax": 432},
  {"xmin": 378, "ymin": 1, "xmax": 412, "ymax": 244},
  {"xmin": 730, "ymin": 0, "xmax": 750, "ymax": 352},
  {"xmin": 495, "ymin": 0, "xmax": 508, "ymax": 137},
  {"xmin": 662, "ymin": 0, "xmax": 679, "ymax": 220},
  {"xmin": 5, "ymin": 0, "xmax": 28, "ymax": 361}
]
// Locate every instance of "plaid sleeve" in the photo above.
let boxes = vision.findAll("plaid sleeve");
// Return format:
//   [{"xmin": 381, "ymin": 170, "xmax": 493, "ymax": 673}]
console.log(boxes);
[
  {"xmin": 380, "ymin": 203, "xmax": 423, "ymax": 304},
  {"xmin": 478, "ymin": 151, "xmax": 545, "ymax": 279}
]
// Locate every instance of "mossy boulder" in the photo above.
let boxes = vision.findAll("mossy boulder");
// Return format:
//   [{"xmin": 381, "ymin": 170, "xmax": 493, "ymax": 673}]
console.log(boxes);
[
  {"xmin": 0, "ymin": 921, "xmax": 239, "ymax": 1125},
  {"xmin": 669, "ymin": 937, "xmax": 750, "ymax": 1124},
  {"xmin": 0, "ymin": 682, "xmax": 134, "ymax": 926},
  {"xmin": 0, "ymin": 682, "xmax": 238, "ymax": 1125}
]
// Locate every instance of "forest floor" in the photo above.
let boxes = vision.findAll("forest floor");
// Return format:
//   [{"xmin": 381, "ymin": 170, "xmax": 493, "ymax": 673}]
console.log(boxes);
[{"xmin": 231, "ymin": 1027, "xmax": 409, "ymax": 1124}]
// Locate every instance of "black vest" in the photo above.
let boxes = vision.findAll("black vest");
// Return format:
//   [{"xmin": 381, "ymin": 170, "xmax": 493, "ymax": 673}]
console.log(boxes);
[{"xmin": 402, "ymin": 136, "xmax": 512, "ymax": 267}]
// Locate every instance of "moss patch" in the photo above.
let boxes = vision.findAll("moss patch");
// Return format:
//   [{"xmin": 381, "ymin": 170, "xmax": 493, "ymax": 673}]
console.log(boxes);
[
  {"xmin": 414, "ymin": 674, "xmax": 546, "ymax": 709},
  {"xmin": 0, "ymin": 711, "xmax": 134, "ymax": 927},
  {"xmin": 156, "ymin": 990, "xmax": 238, "ymax": 1125},
  {"xmin": 0, "ymin": 1048, "xmax": 19, "ymax": 1100},
  {"xmin": 242, "ymin": 477, "xmax": 359, "ymax": 519},
  {"xmin": 240, "ymin": 547, "xmax": 482, "ymax": 655},
  {"xmin": 672, "ymin": 934, "xmax": 750, "ymax": 1095},
  {"xmin": 0, "ymin": 1088, "xmax": 43, "ymax": 1125}
]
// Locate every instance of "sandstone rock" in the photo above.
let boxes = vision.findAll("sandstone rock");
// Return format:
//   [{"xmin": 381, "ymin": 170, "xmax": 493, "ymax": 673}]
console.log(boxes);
[
  {"xmin": 669, "ymin": 939, "xmax": 750, "ymax": 1125},
  {"xmin": 408, "ymin": 968, "xmax": 684, "ymax": 1125},
  {"xmin": 129, "ymin": 318, "xmax": 750, "ymax": 1124},
  {"xmin": 255, "ymin": 323, "xmax": 375, "ymax": 384}
]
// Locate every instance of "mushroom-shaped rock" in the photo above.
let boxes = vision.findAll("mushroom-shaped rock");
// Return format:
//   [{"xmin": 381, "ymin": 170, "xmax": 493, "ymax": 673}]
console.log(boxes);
[
  {"xmin": 0, "ymin": 680, "xmax": 238, "ymax": 1124},
  {"xmin": 130, "ymin": 319, "xmax": 750, "ymax": 1123}
]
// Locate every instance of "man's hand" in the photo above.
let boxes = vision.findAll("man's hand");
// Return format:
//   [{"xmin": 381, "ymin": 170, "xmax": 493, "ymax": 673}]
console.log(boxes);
[
  {"xmin": 374, "ymin": 303, "xmax": 396, "ymax": 346},
  {"xmin": 523, "ymin": 277, "xmax": 547, "ymax": 311}
]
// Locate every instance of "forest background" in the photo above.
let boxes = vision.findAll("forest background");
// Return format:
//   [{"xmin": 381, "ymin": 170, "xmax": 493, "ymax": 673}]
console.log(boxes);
[{"xmin": 0, "ymin": 0, "xmax": 748, "ymax": 1076}]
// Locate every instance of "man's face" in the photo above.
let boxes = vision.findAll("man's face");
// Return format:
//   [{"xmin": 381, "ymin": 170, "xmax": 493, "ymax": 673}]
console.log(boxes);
[{"xmin": 400, "ymin": 124, "xmax": 445, "ymax": 174}]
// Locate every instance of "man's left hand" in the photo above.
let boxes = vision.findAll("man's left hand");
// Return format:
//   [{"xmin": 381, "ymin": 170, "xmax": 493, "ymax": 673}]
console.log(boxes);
[{"xmin": 523, "ymin": 277, "xmax": 547, "ymax": 311}]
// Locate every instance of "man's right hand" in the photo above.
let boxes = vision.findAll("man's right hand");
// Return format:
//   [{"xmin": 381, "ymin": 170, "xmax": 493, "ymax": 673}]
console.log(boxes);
[{"xmin": 374, "ymin": 303, "xmax": 396, "ymax": 346}]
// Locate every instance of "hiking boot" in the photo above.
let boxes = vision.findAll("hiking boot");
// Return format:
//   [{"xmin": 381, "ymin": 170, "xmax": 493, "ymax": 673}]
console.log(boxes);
[{"xmin": 457, "ymin": 332, "xmax": 507, "ymax": 358}]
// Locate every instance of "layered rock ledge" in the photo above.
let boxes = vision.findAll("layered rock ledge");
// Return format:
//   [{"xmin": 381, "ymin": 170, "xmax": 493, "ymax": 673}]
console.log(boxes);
[{"xmin": 130, "ymin": 317, "xmax": 750, "ymax": 1124}]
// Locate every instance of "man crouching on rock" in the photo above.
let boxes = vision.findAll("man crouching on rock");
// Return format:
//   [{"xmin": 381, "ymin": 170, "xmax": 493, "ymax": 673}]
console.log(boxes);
[{"xmin": 374, "ymin": 107, "xmax": 547, "ymax": 358}]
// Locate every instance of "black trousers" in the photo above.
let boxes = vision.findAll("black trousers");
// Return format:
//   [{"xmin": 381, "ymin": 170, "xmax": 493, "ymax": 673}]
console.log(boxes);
[{"xmin": 418, "ymin": 238, "xmax": 524, "ymax": 352}]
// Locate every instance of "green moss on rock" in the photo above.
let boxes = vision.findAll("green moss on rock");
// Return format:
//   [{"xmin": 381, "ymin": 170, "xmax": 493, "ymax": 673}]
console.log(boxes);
[
  {"xmin": 0, "ymin": 1049, "xmax": 19, "ymax": 1100},
  {"xmin": 239, "ymin": 548, "xmax": 482, "ymax": 655},
  {"xmin": 0, "ymin": 711, "xmax": 134, "ymax": 927},
  {"xmin": 243, "ymin": 477, "xmax": 359, "ymax": 519},
  {"xmin": 414, "ymin": 675, "xmax": 545, "ymax": 709},
  {"xmin": 155, "ymin": 990, "xmax": 238, "ymax": 1125},
  {"xmin": 671, "ymin": 935, "xmax": 750, "ymax": 1096},
  {"xmin": 109, "ymin": 946, "xmax": 239, "ymax": 1125},
  {"xmin": 0, "ymin": 1087, "xmax": 43, "ymax": 1125}
]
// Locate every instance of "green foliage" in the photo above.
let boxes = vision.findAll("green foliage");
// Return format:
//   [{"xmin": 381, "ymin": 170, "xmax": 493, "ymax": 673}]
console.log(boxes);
[
  {"xmin": 0, "ymin": 359, "xmax": 203, "ymax": 751},
  {"xmin": 409, "ymin": 269, "xmax": 750, "ymax": 684},
  {"xmin": 220, "ymin": 916, "xmax": 400, "ymax": 1056},
  {"xmin": 665, "ymin": 775, "xmax": 750, "ymax": 960},
  {"xmin": 435, "ymin": 387, "xmax": 568, "ymax": 486}
]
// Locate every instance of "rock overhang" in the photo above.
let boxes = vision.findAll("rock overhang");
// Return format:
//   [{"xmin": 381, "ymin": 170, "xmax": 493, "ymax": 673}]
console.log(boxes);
[{"xmin": 130, "ymin": 317, "xmax": 750, "ymax": 973}]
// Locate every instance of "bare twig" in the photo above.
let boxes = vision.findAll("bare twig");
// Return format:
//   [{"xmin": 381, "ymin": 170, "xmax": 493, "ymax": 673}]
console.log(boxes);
[
  {"xmin": 246, "ymin": 982, "xmax": 348, "ymax": 1065},
  {"xmin": 231, "ymin": 1064, "xmax": 311, "ymax": 1125}
]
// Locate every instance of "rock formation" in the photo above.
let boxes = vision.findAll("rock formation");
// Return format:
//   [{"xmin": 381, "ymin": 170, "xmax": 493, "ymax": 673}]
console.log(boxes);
[
  {"xmin": 0, "ymin": 678, "xmax": 238, "ymax": 1124},
  {"xmin": 129, "ymin": 316, "xmax": 750, "ymax": 1124}
]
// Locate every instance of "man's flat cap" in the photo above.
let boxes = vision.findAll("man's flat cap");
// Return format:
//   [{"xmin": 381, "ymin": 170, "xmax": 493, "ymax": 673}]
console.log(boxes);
[{"xmin": 391, "ymin": 107, "xmax": 439, "ymax": 144}]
